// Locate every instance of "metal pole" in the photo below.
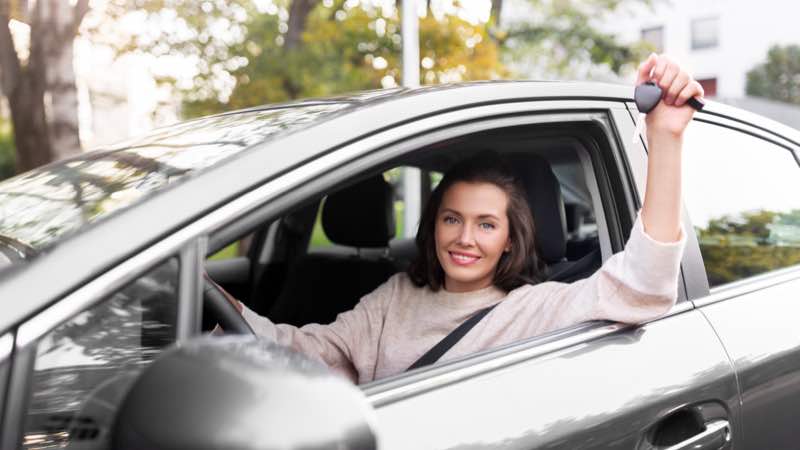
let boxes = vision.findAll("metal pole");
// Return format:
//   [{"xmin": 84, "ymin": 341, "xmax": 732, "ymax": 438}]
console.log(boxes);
[
  {"xmin": 401, "ymin": 0, "xmax": 420, "ymax": 88},
  {"xmin": 401, "ymin": 0, "xmax": 421, "ymax": 238}
]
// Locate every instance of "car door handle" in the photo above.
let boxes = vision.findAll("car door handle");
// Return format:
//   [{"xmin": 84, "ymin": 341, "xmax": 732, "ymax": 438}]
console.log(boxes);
[{"xmin": 661, "ymin": 420, "xmax": 730, "ymax": 450}]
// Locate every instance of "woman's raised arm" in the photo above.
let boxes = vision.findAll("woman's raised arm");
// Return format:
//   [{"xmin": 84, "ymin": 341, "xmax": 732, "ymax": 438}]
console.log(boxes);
[{"xmin": 637, "ymin": 54, "xmax": 704, "ymax": 243}]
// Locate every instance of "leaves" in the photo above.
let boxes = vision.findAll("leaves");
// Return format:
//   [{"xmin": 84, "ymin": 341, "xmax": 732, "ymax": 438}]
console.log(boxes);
[
  {"xmin": 89, "ymin": 0, "xmax": 647, "ymax": 118},
  {"xmin": 499, "ymin": 0, "xmax": 652, "ymax": 78},
  {"xmin": 696, "ymin": 209, "xmax": 800, "ymax": 287},
  {"xmin": 746, "ymin": 44, "xmax": 800, "ymax": 104}
]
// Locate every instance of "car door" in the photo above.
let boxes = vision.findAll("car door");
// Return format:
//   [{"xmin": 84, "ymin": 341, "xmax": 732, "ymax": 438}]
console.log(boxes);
[
  {"xmin": 679, "ymin": 115, "xmax": 800, "ymax": 449},
  {"xmin": 356, "ymin": 105, "xmax": 739, "ymax": 449}
]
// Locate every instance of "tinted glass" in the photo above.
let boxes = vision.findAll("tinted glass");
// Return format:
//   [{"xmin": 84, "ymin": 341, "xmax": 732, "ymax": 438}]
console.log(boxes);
[
  {"xmin": 0, "ymin": 103, "xmax": 350, "ymax": 265},
  {"xmin": 21, "ymin": 258, "xmax": 179, "ymax": 449},
  {"xmin": 683, "ymin": 121, "xmax": 800, "ymax": 288}
]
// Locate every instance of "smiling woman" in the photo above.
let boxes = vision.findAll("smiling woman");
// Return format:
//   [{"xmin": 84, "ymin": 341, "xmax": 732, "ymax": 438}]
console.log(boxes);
[{"xmin": 410, "ymin": 152, "xmax": 541, "ymax": 293}]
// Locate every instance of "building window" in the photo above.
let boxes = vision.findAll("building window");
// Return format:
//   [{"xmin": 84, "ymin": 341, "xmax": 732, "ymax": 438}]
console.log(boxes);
[
  {"xmin": 691, "ymin": 17, "xmax": 719, "ymax": 50},
  {"xmin": 697, "ymin": 78, "xmax": 718, "ymax": 97},
  {"xmin": 641, "ymin": 26, "xmax": 664, "ymax": 53}
]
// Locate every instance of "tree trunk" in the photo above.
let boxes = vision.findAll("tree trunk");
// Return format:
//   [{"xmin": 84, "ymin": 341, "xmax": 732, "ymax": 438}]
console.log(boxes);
[
  {"xmin": 491, "ymin": 0, "xmax": 503, "ymax": 27},
  {"xmin": 38, "ymin": 0, "xmax": 87, "ymax": 161},
  {"xmin": 1, "ymin": 3, "xmax": 52, "ymax": 172},
  {"xmin": 0, "ymin": 0, "xmax": 88, "ymax": 173},
  {"xmin": 285, "ymin": 0, "xmax": 318, "ymax": 50}
]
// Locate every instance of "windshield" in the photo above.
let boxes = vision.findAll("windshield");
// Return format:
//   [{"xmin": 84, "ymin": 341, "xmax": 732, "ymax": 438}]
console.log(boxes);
[{"xmin": 0, "ymin": 103, "xmax": 350, "ymax": 262}]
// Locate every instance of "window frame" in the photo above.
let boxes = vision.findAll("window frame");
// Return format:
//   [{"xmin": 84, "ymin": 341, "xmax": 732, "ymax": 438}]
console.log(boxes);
[
  {"xmin": 641, "ymin": 25, "xmax": 665, "ymax": 53},
  {"xmin": 690, "ymin": 16, "xmax": 720, "ymax": 50},
  {"xmin": 679, "ymin": 113, "xmax": 800, "ymax": 306}
]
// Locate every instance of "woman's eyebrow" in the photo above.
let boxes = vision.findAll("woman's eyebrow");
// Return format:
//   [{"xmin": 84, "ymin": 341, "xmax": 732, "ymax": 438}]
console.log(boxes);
[
  {"xmin": 439, "ymin": 208, "xmax": 462, "ymax": 216},
  {"xmin": 477, "ymin": 214, "xmax": 501, "ymax": 221}
]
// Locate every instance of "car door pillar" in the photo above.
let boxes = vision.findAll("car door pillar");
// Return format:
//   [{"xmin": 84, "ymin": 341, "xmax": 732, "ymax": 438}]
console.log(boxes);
[{"xmin": 178, "ymin": 237, "xmax": 207, "ymax": 341}]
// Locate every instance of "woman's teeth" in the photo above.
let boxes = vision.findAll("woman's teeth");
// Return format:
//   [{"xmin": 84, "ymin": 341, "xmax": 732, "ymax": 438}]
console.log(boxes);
[{"xmin": 451, "ymin": 252, "xmax": 479, "ymax": 263}]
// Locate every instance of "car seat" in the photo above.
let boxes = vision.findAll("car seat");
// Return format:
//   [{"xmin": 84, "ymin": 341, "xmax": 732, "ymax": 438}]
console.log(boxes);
[
  {"xmin": 506, "ymin": 154, "xmax": 602, "ymax": 283},
  {"xmin": 268, "ymin": 175, "xmax": 397, "ymax": 326}
]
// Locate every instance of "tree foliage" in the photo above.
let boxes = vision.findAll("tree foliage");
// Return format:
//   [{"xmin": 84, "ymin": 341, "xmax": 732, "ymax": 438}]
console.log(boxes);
[
  {"xmin": 495, "ymin": 0, "xmax": 652, "ymax": 78},
  {"xmin": 697, "ymin": 209, "xmax": 800, "ymax": 287},
  {"xmin": 746, "ymin": 44, "xmax": 800, "ymax": 105},
  {"xmin": 100, "ymin": 0, "xmax": 647, "ymax": 118}
]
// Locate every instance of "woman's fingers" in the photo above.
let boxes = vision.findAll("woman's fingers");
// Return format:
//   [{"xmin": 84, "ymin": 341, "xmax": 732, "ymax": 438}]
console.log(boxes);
[
  {"xmin": 636, "ymin": 53, "xmax": 658, "ymax": 85},
  {"xmin": 651, "ymin": 56, "xmax": 671, "ymax": 83},
  {"xmin": 675, "ymin": 80, "xmax": 704, "ymax": 107},
  {"xmin": 664, "ymin": 71, "xmax": 689, "ymax": 105},
  {"xmin": 658, "ymin": 64, "xmax": 680, "ymax": 97}
]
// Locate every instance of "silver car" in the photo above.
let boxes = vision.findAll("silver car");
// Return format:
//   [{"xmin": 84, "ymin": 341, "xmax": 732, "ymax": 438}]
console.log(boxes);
[{"xmin": 1, "ymin": 82, "xmax": 799, "ymax": 449}]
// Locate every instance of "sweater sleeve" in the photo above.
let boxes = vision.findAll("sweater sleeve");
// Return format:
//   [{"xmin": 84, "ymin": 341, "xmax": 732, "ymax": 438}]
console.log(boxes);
[
  {"xmin": 240, "ymin": 274, "xmax": 397, "ymax": 383},
  {"xmin": 529, "ymin": 212, "xmax": 686, "ymax": 329}
]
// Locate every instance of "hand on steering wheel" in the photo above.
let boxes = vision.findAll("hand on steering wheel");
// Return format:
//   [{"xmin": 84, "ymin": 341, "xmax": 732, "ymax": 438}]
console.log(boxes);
[{"xmin": 202, "ymin": 276, "xmax": 254, "ymax": 335}]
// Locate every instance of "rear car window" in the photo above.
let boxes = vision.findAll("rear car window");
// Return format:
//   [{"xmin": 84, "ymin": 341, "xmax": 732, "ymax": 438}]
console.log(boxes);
[{"xmin": 683, "ymin": 121, "xmax": 800, "ymax": 288}]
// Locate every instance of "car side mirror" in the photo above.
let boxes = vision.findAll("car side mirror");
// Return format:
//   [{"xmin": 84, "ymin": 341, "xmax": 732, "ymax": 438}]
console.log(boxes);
[{"xmin": 112, "ymin": 336, "xmax": 379, "ymax": 450}]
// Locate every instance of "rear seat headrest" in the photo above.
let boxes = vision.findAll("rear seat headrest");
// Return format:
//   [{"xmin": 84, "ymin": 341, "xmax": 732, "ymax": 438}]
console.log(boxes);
[{"xmin": 322, "ymin": 175, "xmax": 396, "ymax": 248}]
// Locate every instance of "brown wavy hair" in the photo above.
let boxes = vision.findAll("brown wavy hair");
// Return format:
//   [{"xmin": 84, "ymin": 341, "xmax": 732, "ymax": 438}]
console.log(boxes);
[{"xmin": 407, "ymin": 152, "xmax": 544, "ymax": 292}]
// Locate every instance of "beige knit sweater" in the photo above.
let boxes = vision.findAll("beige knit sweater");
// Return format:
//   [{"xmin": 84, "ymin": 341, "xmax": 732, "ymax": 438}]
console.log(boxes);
[{"xmin": 242, "ymin": 215, "xmax": 685, "ymax": 384}]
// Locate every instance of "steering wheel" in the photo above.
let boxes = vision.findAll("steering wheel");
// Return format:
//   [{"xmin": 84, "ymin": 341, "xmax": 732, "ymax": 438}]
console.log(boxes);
[{"xmin": 203, "ymin": 278, "xmax": 255, "ymax": 335}]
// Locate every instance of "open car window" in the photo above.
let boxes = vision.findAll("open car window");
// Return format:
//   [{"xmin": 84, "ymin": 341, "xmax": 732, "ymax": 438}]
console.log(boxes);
[{"xmin": 218, "ymin": 121, "xmax": 613, "ymax": 339}]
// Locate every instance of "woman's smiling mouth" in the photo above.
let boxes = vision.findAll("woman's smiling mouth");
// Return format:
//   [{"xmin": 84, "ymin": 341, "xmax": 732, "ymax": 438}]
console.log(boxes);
[{"xmin": 448, "ymin": 251, "xmax": 481, "ymax": 265}]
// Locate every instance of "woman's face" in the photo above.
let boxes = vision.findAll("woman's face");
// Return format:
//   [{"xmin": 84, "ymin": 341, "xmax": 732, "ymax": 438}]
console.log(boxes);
[{"xmin": 435, "ymin": 181, "xmax": 511, "ymax": 293}]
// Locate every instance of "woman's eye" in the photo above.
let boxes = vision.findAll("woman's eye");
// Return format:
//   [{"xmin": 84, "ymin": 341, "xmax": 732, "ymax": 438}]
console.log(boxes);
[
  {"xmin": 443, "ymin": 216, "xmax": 459, "ymax": 224},
  {"xmin": 479, "ymin": 222, "xmax": 496, "ymax": 230}
]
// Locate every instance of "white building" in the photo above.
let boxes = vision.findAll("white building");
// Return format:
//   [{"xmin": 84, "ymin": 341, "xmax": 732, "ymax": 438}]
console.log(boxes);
[{"xmin": 606, "ymin": 0, "xmax": 800, "ymax": 100}]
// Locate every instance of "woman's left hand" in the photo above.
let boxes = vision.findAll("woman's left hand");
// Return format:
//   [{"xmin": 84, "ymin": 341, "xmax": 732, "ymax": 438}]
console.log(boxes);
[{"xmin": 637, "ymin": 53, "xmax": 705, "ymax": 138}]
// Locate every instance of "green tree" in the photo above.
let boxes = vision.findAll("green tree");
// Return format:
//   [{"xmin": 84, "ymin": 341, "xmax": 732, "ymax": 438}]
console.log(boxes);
[
  {"xmin": 697, "ymin": 209, "xmax": 800, "ymax": 286},
  {"xmin": 746, "ymin": 44, "xmax": 800, "ymax": 105},
  {"xmin": 102, "ymin": 0, "xmax": 648, "ymax": 118},
  {"xmin": 187, "ymin": 4, "xmax": 506, "ymax": 116},
  {"xmin": 493, "ymin": 0, "xmax": 653, "ymax": 77}
]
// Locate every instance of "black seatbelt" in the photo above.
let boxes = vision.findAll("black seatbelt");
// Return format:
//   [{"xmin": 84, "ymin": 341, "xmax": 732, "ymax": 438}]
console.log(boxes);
[{"xmin": 407, "ymin": 303, "xmax": 500, "ymax": 371}]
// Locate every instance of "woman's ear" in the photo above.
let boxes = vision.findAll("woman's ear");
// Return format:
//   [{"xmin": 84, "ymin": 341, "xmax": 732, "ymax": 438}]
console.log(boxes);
[{"xmin": 504, "ymin": 239, "xmax": 511, "ymax": 253}]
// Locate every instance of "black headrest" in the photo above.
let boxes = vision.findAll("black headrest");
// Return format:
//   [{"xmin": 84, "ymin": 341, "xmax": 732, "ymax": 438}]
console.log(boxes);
[
  {"xmin": 322, "ymin": 175, "xmax": 396, "ymax": 248},
  {"xmin": 507, "ymin": 155, "xmax": 567, "ymax": 264}
]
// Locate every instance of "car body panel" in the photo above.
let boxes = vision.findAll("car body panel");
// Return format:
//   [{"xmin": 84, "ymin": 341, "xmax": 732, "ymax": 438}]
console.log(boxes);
[
  {"xmin": 695, "ymin": 268, "xmax": 800, "ymax": 449},
  {"xmin": 370, "ymin": 310, "xmax": 737, "ymax": 449}
]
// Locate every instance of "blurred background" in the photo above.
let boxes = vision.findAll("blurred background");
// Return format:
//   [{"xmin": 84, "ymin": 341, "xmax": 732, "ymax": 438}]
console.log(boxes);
[{"xmin": 1, "ymin": 0, "xmax": 798, "ymax": 180}]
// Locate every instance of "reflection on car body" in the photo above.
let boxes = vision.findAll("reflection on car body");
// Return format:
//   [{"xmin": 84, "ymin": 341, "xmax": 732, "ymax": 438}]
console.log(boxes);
[{"xmin": 0, "ymin": 81, "xmax": 799, "ymax": 449}]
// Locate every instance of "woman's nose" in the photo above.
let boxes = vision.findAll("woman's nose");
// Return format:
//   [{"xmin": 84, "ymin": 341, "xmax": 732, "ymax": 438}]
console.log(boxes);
[{"xmin": 456, "ymin": 224, "xmax": 475, "ymax": 246}]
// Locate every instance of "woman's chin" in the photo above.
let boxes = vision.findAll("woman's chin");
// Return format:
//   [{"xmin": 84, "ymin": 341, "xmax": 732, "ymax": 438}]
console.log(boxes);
[{"xmin": 444, "ymin": 270, "xmax": 493, "ymax": 293}]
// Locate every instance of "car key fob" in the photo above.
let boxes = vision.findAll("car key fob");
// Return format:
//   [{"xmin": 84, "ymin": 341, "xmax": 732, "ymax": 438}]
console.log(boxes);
[
  {"xmin": 631, "ymin": 81, "xmax": 706, "ymax": 143},
  {"xmin": 634, "ymin": 81, "xmax": 706, "ymax": 113},
  {"xmin": 634, "ymin": 82, "xmax": 663, "ymax": 114}
]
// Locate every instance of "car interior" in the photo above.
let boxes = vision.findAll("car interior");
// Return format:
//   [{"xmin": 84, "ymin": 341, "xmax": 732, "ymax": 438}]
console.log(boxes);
[{"xmin": 205, "ymin": 122, "xmax": 611, "ymax": 329}]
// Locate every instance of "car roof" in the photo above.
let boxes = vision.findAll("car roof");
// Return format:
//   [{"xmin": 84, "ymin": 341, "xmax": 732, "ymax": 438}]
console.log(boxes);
[{"xmin": 1, "ymin": 80, "xmax": 797, "ymax": 334}]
